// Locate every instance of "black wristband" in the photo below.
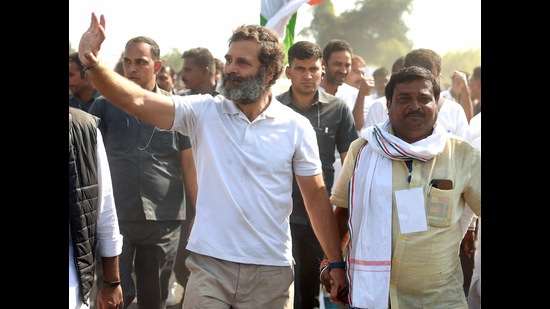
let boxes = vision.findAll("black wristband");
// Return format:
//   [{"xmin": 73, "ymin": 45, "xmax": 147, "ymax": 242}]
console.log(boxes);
[
  {"xmin": 102, "ymin": 280, "xmax": 121, "ymax": 287},
  {"xmin": 328, "ymin": 261, "xmax": 346, "ymax": 269}
]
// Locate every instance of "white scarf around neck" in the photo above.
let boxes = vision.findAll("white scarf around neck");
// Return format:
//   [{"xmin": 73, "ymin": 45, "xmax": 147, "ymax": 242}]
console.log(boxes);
[{"xmin": 347, "ymin": 120, "xmax": 447, "ymax": 308}]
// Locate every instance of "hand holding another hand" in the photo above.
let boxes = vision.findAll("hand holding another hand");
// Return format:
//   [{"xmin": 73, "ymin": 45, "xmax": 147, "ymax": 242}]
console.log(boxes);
[{"xmin": 320, "ymin": 267, "xmax": 348, "ymax": 305}]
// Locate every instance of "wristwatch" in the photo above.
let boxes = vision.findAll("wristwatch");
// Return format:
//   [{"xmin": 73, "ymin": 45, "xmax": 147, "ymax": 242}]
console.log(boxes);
[{"xmin": 328, "ymin": 261, "xmax": 347, "ymax": 269}]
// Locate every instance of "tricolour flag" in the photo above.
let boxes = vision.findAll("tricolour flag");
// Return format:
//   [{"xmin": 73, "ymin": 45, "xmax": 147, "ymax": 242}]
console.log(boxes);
[{"xmin": 260, "ymin": 0, "xmax": 324, "ymax": 57}]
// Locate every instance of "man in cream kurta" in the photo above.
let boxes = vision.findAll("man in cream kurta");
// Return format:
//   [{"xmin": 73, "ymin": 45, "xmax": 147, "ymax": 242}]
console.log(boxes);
[{"xmin": 328, "ymin": 66, "xmax": 481, "ymax": 309}]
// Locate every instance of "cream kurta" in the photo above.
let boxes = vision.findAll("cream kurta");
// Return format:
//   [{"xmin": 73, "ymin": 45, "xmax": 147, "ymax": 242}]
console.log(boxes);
[{"xmin": 331, "ymin": 135, "xmax": 481, "ymax": 309}]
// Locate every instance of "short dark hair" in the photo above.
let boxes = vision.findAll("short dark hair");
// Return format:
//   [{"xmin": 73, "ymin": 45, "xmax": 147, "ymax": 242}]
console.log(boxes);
[
  {"xmin": 287, "ymin": 41, "xmax": 323, "ymax": 65},
  {"xmin": 322, "ymin": 39, "xmax": 353, "ymax": 64},
  {"xmin": 126, "ymin": 36, "xmax": 161, "ymax": 61},
  {"xmin": 69, "ymin": 52, "xmax": 86, "ymax": 78},
  {"xmin": 182, "ymin": 47, "xmax": 216, "ymax": 73},
  {"xmin": 404, "ymin": 48, "xmax": 442, "ymax": 76},
  {"xmin": 385, "ymin": 66, "xmax": 441, "ymax": 102}
]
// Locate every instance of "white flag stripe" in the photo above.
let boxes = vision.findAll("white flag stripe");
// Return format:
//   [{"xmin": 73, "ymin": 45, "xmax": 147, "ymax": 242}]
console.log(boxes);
[{"xmin": 261, "ymin": 0, "xmax": 309, "ymax": 40}]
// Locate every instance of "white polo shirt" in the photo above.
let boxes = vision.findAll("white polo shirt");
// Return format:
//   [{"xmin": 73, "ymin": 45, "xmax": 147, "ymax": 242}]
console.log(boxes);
[{"xmin": 171, "ymin": 94, "xmax": 322, "ymax": 266}]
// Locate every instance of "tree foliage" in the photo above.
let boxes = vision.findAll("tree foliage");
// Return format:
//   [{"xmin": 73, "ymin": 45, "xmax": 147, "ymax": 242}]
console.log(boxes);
[
  {"xmin": 160, "ymin": 48, "xmax": 184, "ymax": 73},
  {"xmin": 300, "ymin": 0, "xmax": 414, "ymax": 70},
  {"xmin": 300, "ymin": 0, "xmax": 481, "ymax": 87},
  {"xmin": 159, "ymin": 0, "xmax": 481, "ymax": 87}
]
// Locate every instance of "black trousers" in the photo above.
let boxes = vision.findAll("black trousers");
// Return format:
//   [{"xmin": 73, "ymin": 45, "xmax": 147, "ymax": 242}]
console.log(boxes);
[
  {"xmin": 291, "ymin": 222, "xmax": 324, "ymax": 309},
  {"xmin": 118, "ymin": 220, "xmax": 181, "ymax": 309}
]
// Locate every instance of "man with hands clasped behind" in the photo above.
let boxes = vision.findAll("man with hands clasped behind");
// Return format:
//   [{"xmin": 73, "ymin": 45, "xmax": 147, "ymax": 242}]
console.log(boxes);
[{"xmin": 78, "ymin": 12, "xmax": 348, "ymax": 309}]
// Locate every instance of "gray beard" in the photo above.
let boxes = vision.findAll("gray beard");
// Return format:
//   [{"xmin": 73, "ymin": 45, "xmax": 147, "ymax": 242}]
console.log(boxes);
[{"xmin": 220, "ymin": 67, "xmax": 267, "ymax": 105}]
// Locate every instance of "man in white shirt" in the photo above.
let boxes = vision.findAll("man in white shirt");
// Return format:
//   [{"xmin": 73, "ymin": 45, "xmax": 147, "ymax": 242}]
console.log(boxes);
[{"xmin": 77, "ymin": 14, "xmax": 348, "ymax": 308}]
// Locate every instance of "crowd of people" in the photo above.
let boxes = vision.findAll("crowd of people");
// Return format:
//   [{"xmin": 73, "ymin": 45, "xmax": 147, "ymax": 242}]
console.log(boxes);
[{"xmin": 69, "ymin": 12, "xmax": 481, "ymax": 309}]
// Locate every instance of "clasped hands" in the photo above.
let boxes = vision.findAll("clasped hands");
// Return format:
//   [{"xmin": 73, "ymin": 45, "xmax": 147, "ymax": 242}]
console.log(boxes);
[{"xmin": 319, "ymin": 262, "xmax": 349, "ymax": 305}]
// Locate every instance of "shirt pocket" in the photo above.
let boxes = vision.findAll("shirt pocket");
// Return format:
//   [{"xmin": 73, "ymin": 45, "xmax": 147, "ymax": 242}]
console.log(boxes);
[
  {"xmin": 313, "ymin": 127, "xmax": 335, "ymax": 161},
  {"xmin": 105, "ymin": 120, "xmax": 133, "ymax": 151},
  {"xmin": 426, "ymin": 187, "xmax": 458, "ymax": 228}
]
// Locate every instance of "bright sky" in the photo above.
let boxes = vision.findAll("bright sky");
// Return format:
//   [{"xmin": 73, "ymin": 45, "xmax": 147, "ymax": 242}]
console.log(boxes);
[{"xmin": 69, "ymin": 0, "xmax": 480, "ymax": 69}]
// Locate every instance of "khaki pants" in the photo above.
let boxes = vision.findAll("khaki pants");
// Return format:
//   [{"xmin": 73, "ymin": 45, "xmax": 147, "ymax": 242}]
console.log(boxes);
[{"xmin": 183, "ymin": 252, "xmax": 294, "ymax": 309}]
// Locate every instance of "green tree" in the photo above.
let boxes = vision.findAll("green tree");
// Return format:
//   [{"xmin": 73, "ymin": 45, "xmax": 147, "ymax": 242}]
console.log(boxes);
[
  {"xmin": 301, "ymin": 0, "xmax": 480, "ymax": 88},
  {"xmin": 300, "ymin": 0, "xmax": 414, "ymax": 70},
  {"xmin": 160, "ymin": 48, "xmax": 184, "ymax": 73},
  {"xmin": 158, "ymin": 1, "xmax": 480, "ymax": 89}
]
